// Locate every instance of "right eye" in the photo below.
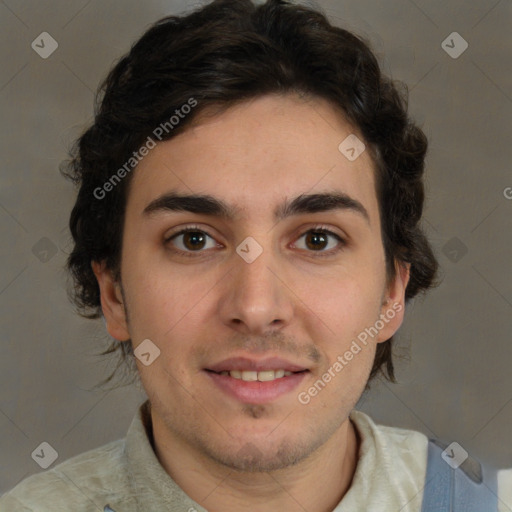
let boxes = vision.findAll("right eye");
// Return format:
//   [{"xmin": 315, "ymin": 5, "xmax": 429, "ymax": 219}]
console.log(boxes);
[{"xmin": 165, "ymin": 227, "xmax": 220, "ymax": 256}]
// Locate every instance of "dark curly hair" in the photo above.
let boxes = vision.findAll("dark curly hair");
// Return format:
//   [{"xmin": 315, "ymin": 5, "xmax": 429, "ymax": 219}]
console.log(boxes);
[{"xmin": 62, "ymin": 0, "xmax": 439, "ymax": 387}]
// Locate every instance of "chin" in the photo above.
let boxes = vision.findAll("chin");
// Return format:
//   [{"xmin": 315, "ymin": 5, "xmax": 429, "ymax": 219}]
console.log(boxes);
[
  {"xmin": 201, "ymin": 427, "xmax": 327, "ymax": 473},
  {"xmin": 212, "ymin": 440, "xmax": 309, "ymax": 473}
]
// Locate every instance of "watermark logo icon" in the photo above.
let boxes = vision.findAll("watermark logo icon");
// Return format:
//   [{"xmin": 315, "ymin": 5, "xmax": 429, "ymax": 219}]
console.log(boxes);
[
  {"xmin": 32, "ymin": 237, "xmax": 58, "ymax": 263},
  {"xmin": 338, "ymin": 134, "xmax": 366, "ymax": 161},
  {"xmin": 236, "ymin": 237, "xmax": 263, "ymax": 264},
  {"xmin": 31, "ymin": 441, "xmax": 58, "ymax": 469},
  {"xmin": 134, "ymin": 339, "xmax": 161, "ymax": 366},
  {"xmin": 442, "ymin": 236, "xmax": 468, "ymax": 263},
  {"xmin": 442, "ymin": 32, "xmax": 468, "ymax": 59},
  {"xmin": 31, "ymin": 32, "xmax": 58, "ymax": 59},
  {"xmin": 442, "ymin": 442, "xmax": 468, "ymax": 469}
]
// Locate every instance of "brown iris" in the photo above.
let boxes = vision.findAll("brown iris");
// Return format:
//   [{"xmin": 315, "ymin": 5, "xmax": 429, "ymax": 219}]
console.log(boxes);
[
  {"xmin": 182, "ymin": 231, "xmax": 207, "ymax": 250},
  {"xmin": 304, "ymin": 231, "xmax": 328, "ymax": 250}
]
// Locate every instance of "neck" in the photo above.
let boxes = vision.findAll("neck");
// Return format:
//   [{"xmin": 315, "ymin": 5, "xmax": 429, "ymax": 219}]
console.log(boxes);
[{"xmin": 151, "ymin": 412, "xmax": 360, "ymax": 512}]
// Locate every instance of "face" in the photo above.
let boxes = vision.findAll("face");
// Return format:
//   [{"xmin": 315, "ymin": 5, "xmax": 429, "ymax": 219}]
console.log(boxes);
[{"xmin": 93, "ymin": 94, "xmax": 409, "ymax": 472}]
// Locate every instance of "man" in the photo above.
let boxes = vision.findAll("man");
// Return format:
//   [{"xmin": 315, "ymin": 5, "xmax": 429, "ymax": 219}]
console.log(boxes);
[{"xmin": 2, "ymin": 0, "xmax": 510, "ymax": 510}]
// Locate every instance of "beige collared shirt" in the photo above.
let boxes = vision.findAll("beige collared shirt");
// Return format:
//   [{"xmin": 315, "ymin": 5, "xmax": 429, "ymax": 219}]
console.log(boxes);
[{"xmin": 2, "ymin": 400, "xmax": 511, "ymax": 511}]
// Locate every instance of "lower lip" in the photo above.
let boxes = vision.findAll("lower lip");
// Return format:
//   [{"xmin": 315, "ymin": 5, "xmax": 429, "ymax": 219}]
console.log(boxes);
[{"xmin": 205, "ymin": 371, "xmax": 308, "ymax": 404}]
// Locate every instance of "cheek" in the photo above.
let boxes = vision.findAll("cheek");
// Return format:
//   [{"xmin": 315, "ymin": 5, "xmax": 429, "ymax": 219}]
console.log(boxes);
[
  {"xmin": 300, "ymin": 268, "xmax": 385, "ymax": 336},
  {"xmin": 305, "ymin": 282, "xmax": 381, "ymax": 394},
  {"xmin": 121, "ymin": 263, "xmax": 230, "ymax": 378}
]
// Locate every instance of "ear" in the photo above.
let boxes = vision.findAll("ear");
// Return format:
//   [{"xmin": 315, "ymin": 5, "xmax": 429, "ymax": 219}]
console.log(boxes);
[
  {"xmin": 376, "ymin": 260, "xmax": 410, "ymax": 343},
  {"xmin": 91, "ymin": 260, "xmax": 130, "ymax": 342}
]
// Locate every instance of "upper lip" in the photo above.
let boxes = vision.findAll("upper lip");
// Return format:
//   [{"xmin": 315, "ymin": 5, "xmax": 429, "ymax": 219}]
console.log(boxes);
[{"xmin": 206, "ymin": 356, "xmax": 309, "ymax": 373}]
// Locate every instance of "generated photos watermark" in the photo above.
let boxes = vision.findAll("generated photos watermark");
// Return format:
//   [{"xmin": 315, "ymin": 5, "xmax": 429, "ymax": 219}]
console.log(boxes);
[
  {"xmin": 298, "ymin": 302, "xmax": 403, "ymax": 405},
  {"xmin": 93, "ymin": 97, "xmax": 198, "ymax": 200}
]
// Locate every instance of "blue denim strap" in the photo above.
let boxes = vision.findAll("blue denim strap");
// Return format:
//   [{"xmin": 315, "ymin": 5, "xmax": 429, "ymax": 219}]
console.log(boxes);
[{"xmin": 421, "ymin": 439, "xmax": 498, "ymax": 512}]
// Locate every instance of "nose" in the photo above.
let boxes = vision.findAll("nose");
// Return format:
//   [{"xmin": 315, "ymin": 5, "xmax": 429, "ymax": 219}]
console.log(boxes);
[{"xmin": 217, "ymin": 244, "xmax": 294, "ymax": 335}]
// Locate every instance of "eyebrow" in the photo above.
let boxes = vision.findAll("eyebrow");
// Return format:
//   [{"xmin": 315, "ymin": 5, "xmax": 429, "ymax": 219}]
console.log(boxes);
[{"xmin": 143, "ymin": 191, "xmax": 370, "ymax": 224}]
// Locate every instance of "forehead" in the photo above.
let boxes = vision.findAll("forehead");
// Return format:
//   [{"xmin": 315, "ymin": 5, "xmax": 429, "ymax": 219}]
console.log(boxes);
[{"xmin": 127, "ymin": 94, "xmax": 379, "ymax": 223}]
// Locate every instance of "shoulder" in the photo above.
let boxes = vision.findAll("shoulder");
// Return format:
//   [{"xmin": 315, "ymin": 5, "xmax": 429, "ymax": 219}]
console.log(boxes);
[
  {"xmin": 349, "ymin": 410, "xmax": 512, "ymax": 511},
  {"xmin": 349, "ymin": 409, "xmax": 429, "ymax": 498},
  {"xmin": 0, "ymin": 438, "xmax": 129, "ymax": 512},
  {"xmin": 350, "ymin": 409, "xmax": 429, "ymax": 462}
]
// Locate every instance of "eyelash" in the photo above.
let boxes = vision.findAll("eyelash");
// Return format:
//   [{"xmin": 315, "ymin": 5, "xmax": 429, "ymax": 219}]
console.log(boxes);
[{"xmin": 165, "ymin": 224, "xmax": 346, "ymax": 259}]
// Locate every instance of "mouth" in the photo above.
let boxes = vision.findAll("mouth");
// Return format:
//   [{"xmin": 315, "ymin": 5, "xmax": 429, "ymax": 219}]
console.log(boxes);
[
  {"xmin": 204, "ymin": 357, "xmax": 310, "ymax": 404},
  {"xmin": 209, "ymin": 369, "xmax": 300, "ymax": 381}
]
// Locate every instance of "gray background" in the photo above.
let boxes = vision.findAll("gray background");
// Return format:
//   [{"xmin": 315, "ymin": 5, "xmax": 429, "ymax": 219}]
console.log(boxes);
[{"xmin": 1, "ymin": 0, "xmax": 511, "ymax": 495}]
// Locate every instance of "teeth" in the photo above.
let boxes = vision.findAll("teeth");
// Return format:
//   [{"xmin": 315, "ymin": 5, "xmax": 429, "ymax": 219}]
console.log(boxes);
[
  {"xmin": 241, "ymin": 371, "xmax": 258, "ymax": 381},
  {"xmin": 223, "ymin": 369, "xmax": 293, "ymax": 381},
  {"xmin": 258, "ymin": 370, "xmax": 276, "ymax": 382}
]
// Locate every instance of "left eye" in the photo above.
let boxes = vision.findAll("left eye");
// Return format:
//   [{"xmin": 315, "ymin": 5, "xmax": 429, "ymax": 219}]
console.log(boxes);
[
  {"xmin": 168, "ymin": 230, "xmax": 218, "ymax": 251},
  {"xmin": 293, "ymin": 229, "xmax": 344, "ymax": 252}
]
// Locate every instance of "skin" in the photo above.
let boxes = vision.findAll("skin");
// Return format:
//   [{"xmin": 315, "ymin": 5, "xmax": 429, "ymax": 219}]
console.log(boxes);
[{"xmin": 92, "ymin": 93, "xmax": 409, "ymax": 512}]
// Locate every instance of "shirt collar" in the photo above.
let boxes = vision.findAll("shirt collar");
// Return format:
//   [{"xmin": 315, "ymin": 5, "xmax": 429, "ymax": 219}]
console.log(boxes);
[
  {"xmin": 124, "ymin": 399, "xmax": 207, "ymax": 511},
  {"xmin": 122, "ymin": 401, "xmax": 413, "ymax": 511}
]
